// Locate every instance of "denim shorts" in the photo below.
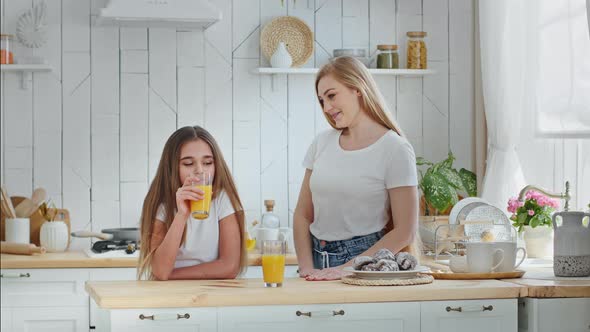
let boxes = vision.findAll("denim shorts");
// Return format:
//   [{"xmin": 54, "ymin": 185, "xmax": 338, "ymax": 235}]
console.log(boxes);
[{"xmin": 312, "ymin": 230, "xmax": 385, "ymax": 269}]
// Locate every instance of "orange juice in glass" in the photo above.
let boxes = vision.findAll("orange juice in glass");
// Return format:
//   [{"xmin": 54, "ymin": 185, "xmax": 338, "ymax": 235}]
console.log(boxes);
[
  {"xmin": 190, "ymin": 172, "xmax": 212, "ymax": 220},
  {"xmin": 262, "ymin": 240, "xmax": 286, "ymax": 287}
]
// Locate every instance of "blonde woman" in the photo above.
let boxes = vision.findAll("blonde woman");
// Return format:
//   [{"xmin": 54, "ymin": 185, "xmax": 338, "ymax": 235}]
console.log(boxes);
[
  {"xmin": 294, "ymin": 56, "xmax": 420, "ymax": 281},
  {"xmin": 137, "ymin": 126, "xmax": 247, "ymax": 280}
]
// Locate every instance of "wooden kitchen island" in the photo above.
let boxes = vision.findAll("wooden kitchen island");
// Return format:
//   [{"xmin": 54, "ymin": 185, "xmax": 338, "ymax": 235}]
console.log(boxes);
[{"xmin": 84, "ymin": 267, "xmax": 590, "ymax": 332}]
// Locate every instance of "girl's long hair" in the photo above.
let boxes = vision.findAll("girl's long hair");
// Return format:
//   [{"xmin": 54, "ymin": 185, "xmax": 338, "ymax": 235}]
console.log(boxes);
[
  {"xmin": 137, "ymin": 126, "xmax": 247, "ymax": 280},
  {"xmin": 315, "ymin": 56, "xmax": 421, "ymax": 258}
]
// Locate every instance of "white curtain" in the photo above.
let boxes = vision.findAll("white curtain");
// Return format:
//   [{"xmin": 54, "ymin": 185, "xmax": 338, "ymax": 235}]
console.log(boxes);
[
  {"xmin": 479, "ymin": 1, "xmax": 527, "ymax": 209},
  {"xmin": 535, "ymin": 0, "xmax": 590, "ymax": 138}
]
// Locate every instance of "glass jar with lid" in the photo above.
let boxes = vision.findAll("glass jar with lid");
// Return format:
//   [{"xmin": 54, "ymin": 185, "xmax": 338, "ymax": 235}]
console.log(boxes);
[
  {"xmin": 376, "ymin": 44, "xmax": 399, "ymax": 69},
  {"xmin": 1, "ymin": 34, "xmax": 15, "ymax": 64},
  {"xmin": 406, "ymin": 31, "xmax": 427, "ymax": 69}
]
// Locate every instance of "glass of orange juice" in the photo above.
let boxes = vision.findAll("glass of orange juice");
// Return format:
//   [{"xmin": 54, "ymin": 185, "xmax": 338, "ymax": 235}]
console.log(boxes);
[
  {"xmin": 261, "ymin": 240, "xmax": 286, "ymax": 287},
  {"xmin": 190, "ymin": 172, "xmax": 212, "ymax": 220}
]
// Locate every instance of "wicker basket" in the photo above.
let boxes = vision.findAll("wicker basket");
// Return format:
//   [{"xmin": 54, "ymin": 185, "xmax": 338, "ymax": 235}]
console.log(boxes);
[{"xmin": 260, "ymin": 16, "xmax": 313, "ymax": 67}]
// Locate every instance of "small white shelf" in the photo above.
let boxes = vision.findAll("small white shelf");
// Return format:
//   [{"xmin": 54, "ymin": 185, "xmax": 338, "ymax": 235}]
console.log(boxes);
[
  {"xmin": 253, "ymin": 67, "xmax": 436, "ymax": 76},
  {"xmin": 0, "ymin": 64, "xmax": 53, "ymax": 89}
]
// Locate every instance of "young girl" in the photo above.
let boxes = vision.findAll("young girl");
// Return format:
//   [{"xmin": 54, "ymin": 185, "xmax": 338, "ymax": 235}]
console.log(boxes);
[{"xmin": 137, "ymin": 126, "xmax": 247, "ymax": 280}]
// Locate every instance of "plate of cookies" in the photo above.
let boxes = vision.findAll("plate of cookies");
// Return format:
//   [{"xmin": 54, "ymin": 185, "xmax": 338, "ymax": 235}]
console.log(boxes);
[{"xmin": 343, "ymin": 249, "xmax": 429, "ymax": 280}]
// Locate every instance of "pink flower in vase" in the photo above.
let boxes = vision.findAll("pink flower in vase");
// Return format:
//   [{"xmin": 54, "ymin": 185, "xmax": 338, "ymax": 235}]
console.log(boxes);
[{"xmin": 528, "ymin": 209, "xmax": 535, "ymax": 216}]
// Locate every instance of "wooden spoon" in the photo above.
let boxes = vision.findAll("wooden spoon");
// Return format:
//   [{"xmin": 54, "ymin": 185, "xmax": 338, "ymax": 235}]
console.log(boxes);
[{"xmin": 14, "ymin": 187, "xmax": 47, "ymax": 217}]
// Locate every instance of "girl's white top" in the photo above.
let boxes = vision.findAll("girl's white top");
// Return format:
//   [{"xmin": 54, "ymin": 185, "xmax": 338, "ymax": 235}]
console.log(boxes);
[
  {"xmin": 303, "ymin": 129, "xmax": 417, "ymax": 241},
  {"xmin": 157, "ymin": 190, "xmax": 235, "ymax": 268}
]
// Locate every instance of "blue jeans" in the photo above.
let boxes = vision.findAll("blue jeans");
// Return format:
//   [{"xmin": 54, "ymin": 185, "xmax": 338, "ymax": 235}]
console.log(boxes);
[{"xmin": 312, "ymin": 230, "xmax": 385, "ymax": 269}]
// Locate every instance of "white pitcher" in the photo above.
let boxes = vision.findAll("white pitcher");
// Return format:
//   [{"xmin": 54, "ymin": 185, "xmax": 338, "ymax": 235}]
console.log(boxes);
[{"xmin": 270, "ymin": 41, "xmax": 292, "ymax": 68}]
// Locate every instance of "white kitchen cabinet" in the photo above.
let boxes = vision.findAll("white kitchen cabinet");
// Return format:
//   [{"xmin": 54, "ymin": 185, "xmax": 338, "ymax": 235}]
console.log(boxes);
[
  {"xmin": 0, "ymin": 268, "xmax": 90, "ymax": 331},
  {"xmin": 99, "ymin": 308, "xmax": 217, "ymax": 332},
  {"xmin": 12, "ymin": 306, "xmax": 88, "ymax": 332},
  {"xmin": 218, "ymin": 302, "xmax": 421, "ymax": 332},
  {"xmin": 518, "ymin": 298, "xmax": 590, "ymax": 332},
  {"xmin": 421, "ymin": 299, "xmax": 517, "ymax": 332},
  {"xmin": 2, "ymin": 307, "xmax": 11, "ymax": 331},
  {"xmin": 0, "ymin": 269, "xmax": 89, "ymax": 307}
]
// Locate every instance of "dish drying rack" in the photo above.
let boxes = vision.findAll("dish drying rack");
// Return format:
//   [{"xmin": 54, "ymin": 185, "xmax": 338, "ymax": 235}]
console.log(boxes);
[{"xmin": 422, "ymin": 223, "xmax": 517, "ymax": 261}]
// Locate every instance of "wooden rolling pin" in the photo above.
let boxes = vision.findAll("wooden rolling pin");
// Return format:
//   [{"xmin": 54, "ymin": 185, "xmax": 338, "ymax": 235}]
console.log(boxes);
[{"xmin": 1, "ymin": 241, "xmax": 46, "ymax": 255}]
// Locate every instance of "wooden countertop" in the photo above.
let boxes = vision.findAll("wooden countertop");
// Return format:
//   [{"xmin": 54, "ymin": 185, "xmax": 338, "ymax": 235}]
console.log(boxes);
[
  {"xmin": 504, "ymin": 266, "xmax": 590, "ymax": 298},
  {"xmin": 0, "ymin": 250, "xmax": 298, "ymax": 269},
  {"xmin": 86, "ymin": 277, "xmax": 525, "ymax": 309}
]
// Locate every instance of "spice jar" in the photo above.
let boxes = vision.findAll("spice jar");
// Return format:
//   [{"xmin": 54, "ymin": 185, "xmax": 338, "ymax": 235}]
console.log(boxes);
[
  {"xmin": 406, "ymin": 31, "xmax": 427, "ymax": 69},
  {"xmin": 376, "ymin": 44, "xmax": 399, "ymax": 69},
  {"xmin": 1, "ymin": 34, "xmax": 15, "ymax": 64}
]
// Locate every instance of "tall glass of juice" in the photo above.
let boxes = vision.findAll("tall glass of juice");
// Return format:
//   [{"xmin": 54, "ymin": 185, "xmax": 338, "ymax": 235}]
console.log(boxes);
[
  {"xmin": 262, "ymin": 240, "xmax": 286, "ymax": 287},
  {"xmin": 190, "ymin": 172, "xmax": 212, "ymax": 220}
]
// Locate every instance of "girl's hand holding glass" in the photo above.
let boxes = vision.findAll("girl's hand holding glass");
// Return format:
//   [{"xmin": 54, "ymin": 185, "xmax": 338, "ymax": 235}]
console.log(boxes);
[{"xmin": 176, "ymin": 174, "xmax": 205, "ymax": 217}]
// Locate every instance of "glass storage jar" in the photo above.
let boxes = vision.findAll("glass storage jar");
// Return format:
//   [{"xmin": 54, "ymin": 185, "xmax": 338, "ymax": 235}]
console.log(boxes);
[
  {"xmin": 376, "ymin": 44, "xmax": 399, "ymax": 69},
  {"xmin": 1, "ymin": 34, "xmax": 15, "ymax": 64},
  {"xmin": 406, "ymin": 31, "xmax": 427, "ymax": 69}
]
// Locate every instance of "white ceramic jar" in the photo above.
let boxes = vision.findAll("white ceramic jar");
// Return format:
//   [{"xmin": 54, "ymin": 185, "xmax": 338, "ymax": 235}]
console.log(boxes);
[
  {"xmin": 270, "ymin": 41, "xmax": 292, "ymax": 68},
  {"xmin": 40, "ymin": 221, "xmax": 69, "ymax": 252}
]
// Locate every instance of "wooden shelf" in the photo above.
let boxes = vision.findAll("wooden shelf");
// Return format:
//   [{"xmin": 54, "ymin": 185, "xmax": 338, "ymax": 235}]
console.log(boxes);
[
  {"xmin": 0, "ymin": 64, "xmax": 53, "ymax": 89},
  {"xmin": 252, "ymin": 67, "xmax": 436, "ymax": 76}
]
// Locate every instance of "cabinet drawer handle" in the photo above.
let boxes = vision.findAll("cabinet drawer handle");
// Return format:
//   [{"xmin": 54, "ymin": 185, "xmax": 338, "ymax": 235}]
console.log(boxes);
[
  {"xmin": 0, "ymin": 272, "xmax": 30, "ymax": 278},
  {"xmin": 296, "ymin": 310, "xmax": 345, "ymax": 318},
  {"xmin": 139, "ymin": 313, "xmax": 190, "ymax": 321},
  {"xmin": 446, "ymin": 305, "xmax": 493, "ymax": 313}
]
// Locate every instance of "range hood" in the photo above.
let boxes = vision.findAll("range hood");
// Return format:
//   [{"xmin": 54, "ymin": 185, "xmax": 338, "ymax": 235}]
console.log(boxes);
[{"xmin": 97, "ymin": 0, "xmax": 221, "ymax": 29}]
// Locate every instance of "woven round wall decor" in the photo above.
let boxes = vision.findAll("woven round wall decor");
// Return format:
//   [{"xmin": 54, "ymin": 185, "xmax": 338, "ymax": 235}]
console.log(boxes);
[{"xmin": 261, "ymin": 16, "xmax": 313, "ymax": 67}]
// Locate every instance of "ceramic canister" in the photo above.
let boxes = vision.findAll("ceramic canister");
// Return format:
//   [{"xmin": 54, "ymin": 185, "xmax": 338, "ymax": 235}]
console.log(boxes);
[{"xmin": 40, "ymin": 221, "xmax": 69, "ymax": 252}]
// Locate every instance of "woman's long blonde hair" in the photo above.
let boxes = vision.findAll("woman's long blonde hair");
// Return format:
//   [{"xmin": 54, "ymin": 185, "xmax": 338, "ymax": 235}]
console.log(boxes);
[
  {"xmin": 315, "ymin": 56, "xmax": 421, "ymax": 258},
  {"xmin": 137, "ymin": 126, "xmax": 247, "ymax": 280},
  {"xmin": 315, "ymin": 56, "xmax": 404, "ymax": 136}
]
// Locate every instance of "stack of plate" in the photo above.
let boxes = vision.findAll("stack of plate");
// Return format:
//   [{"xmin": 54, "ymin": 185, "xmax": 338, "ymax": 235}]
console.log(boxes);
[{"xmin": 343, "ymin": 266, "xmax": 430, "ymax": 280}]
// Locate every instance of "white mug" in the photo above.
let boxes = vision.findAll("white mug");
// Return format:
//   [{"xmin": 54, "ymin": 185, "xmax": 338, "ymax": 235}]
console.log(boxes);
[
  {"xmin": 5, "ymin": 218, "xmax": 30, "ymax": 244},
  {"xmin": 492, "ymin": 241, "xmax": 526, "ymax": 272},
  {"xmin": 466, "ymin": 242, "xmax": 504, "ymax": 273},
  {"xmin": 256, "ymin": 228, "xmax": 279, "ymax": 248},
  {"xmin": 278, "ymin": 227, "xmax": 295, "ymax": 253}
]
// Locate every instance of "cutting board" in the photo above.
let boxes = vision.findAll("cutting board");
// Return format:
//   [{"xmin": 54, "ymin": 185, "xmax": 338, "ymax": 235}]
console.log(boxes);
[{"xmin": 0, "ymin": 196, "xmax": 70, "ymax": 246}]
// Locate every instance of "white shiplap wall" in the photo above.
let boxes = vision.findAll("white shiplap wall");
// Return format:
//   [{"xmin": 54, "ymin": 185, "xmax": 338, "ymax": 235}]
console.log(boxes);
[{"xmin": 6, "ymin": 0, "xmax": 585, "ymax": 250}]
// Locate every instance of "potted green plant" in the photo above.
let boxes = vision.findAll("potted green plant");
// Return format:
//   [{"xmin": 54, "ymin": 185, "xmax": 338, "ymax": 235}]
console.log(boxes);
[{"xmin": 416, "ymin": 152, "xmax": 477, "ymax": 216}]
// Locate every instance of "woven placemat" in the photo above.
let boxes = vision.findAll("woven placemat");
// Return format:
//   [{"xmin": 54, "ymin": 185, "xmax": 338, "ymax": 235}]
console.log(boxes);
[
  {"xmin": 341, "ymin": 274, "xmax": 434, "ymax": 286},
  {"xmin": 260, "ymin": 16, "xmax": 313, "ymax": 67}
]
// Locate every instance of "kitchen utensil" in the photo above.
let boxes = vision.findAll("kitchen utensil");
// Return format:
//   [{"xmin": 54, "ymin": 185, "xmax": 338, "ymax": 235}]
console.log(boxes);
[
  {"xmin": 455, "ymin": 201, "xmax": 513, "ymax": 242},
  {"xmin": 14, "ymin": 197, "xmax": 35, "ymax": 218},
  {"xmin": 492, "ymin": 241, "xmax": 527, "ymax": 272},
  {"xmin": 428, "ymin": 269, "xmax": 525, "ymax": 280},
  {"xmin": 0, "ymin": 196, "xmax": 70, "ymax": 246},
  {"xmin": 552, "ymin": 210, "xmax": 590, "ymax": 277},
  {"xmin": 40, "ymin": 221, "xmax": 69, "ymax": 252},
  {"xmin": 71, "ymin": 227, "xmax": 140, "ymax": 242},
  {"xmin": 448, "ymin": 197, "xmax": 487, "ymax": 224},
  {"xmin": 342, "ymin": 266, "xmax": 430, "ymax": 280},
  {"xmin": 0, "ymin": 186, "xmax": 16, "ymax": 218},
  {"xmin": 1, "ymin": 241, "xmax": 46, "ymax": 255},
  {"xmin": 13, "ymin": 188, "xmax": 46, "ymax": 218},
  {"xmin": 465, "ymin": 242, "xmax": 504, "ymax": 273},
  {"xmin": 5, "ymin": 218, "xmax": 30, "ymax": 244},
  {"xmin": 261, "ymin": 16, "xmax": 313, "ymax": 67}
]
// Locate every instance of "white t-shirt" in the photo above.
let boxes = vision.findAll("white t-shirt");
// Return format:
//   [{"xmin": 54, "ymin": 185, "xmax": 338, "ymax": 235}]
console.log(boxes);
[
  {"xmin": 303, "ymin": 129, "xmax": 417, "ymax": 241},
  {"xmin": 156, "ymin": 190, "xmax": 235, "ymax": 268}
]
